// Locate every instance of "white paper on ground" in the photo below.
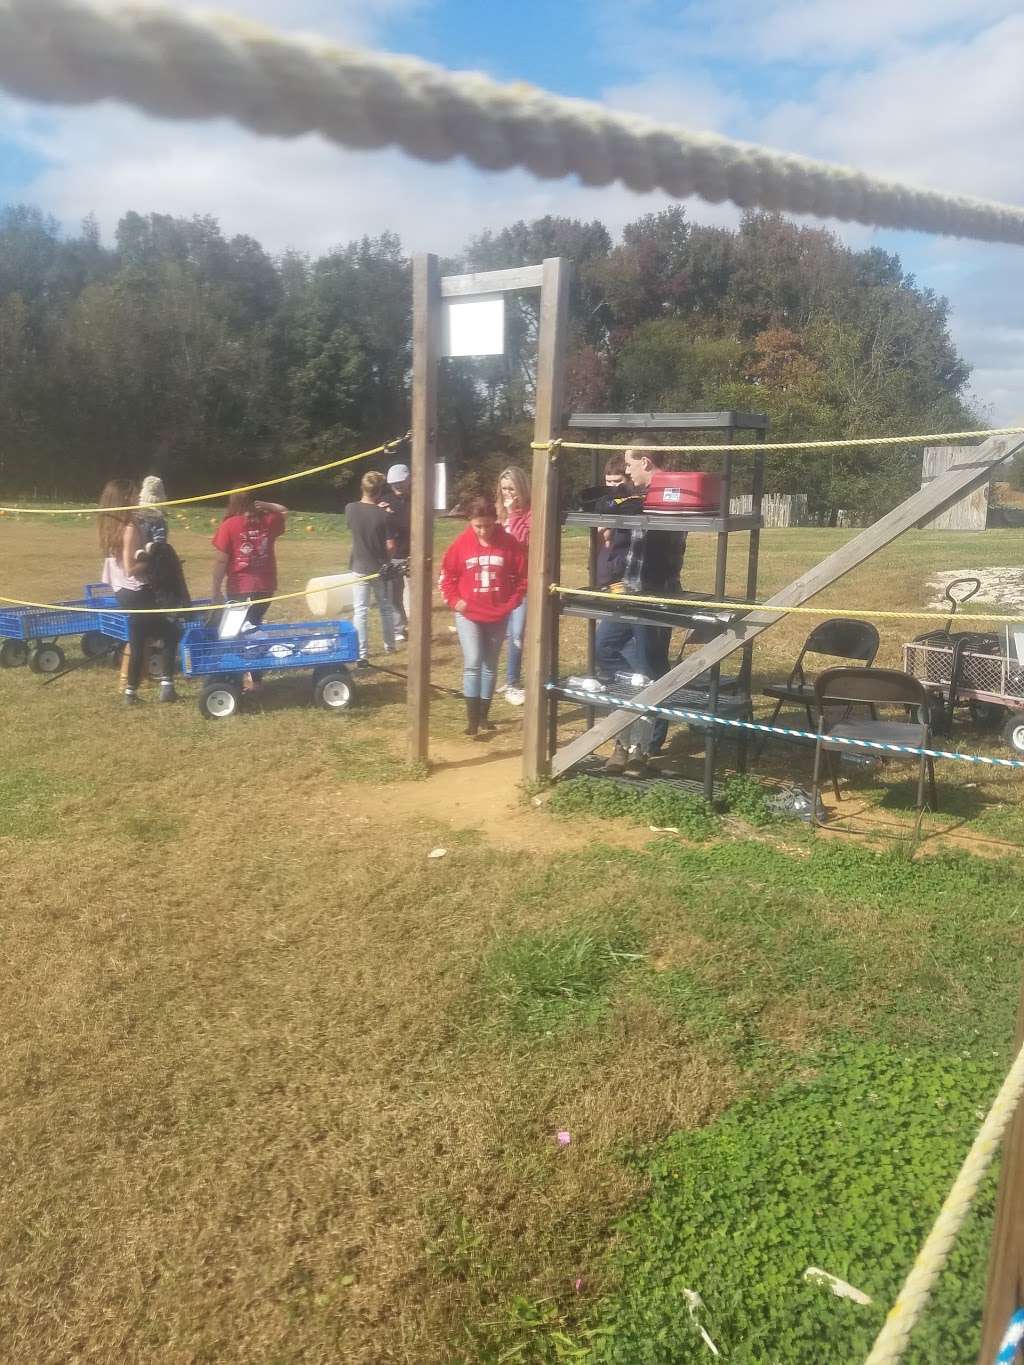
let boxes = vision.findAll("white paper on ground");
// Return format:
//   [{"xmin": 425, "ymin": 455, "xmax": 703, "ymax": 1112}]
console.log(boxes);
[{"xmin": 804, "ymin": 1267, "xmax": 872, "ymax": 1305}]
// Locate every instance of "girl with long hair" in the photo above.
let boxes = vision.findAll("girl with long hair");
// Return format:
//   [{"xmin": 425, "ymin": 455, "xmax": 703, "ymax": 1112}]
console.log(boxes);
[
  {"xmin": 495, "ymin": 465, "xmax": 531, "ymax": 705},
  {"xmin": 211, "ymin": 491, "xmax": 288, "ymax": 626},
  {"xmin": 98, "ymin": 478, "xmax": 181, "ymax": 705}
]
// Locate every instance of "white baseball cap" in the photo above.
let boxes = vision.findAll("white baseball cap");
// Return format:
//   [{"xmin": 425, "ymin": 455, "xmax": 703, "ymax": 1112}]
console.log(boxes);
[{"xmin": 387, "ymin": 463, "xmax": 410, "ymax": 483}]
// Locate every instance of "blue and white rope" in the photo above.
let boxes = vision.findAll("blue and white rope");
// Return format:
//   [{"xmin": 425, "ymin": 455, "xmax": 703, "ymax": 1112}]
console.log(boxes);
[
  {"xmin": 996, "ymin": 1310, "xmax": 1024, "ymax": 1364},
  {"xmin": 550, "ymin": 686, "xmax": 1024, "ymax": 771}
]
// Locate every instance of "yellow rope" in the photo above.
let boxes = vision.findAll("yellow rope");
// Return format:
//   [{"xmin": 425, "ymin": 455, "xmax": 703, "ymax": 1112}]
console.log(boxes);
[
  {"xmin": 0, "ymin": 575, "xmax": 379, "ymax": 615},
  {"xmin": 531, "ymin": 426, "xmax": 1024, "ymax": 455},
  {"xmin": 551, "ymin": 584, "xmax": 1024, "ymax": 625},
  {"xmin": 864, "ymin": 1040, "xmax": 1024, "ymax": 1365},
  {"xmin": 0, "ymin": 435, "xmax": 408, "ymax": 515}
]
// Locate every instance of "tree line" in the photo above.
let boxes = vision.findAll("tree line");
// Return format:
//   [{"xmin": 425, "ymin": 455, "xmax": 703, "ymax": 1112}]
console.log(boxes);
[{"xmin": 0, "ymin": 203, "xmax": 980, "ymax": 521}]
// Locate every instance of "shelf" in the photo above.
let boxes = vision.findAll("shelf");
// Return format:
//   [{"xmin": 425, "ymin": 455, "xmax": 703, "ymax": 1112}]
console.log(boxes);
[
  {"xmin": 557, "ymin": 587, "xmax": 749, "ymax": 630},
  {"xmin": 567, "ymin": 410, "xmax": 769, "ymax": 432},
  {"xmin": 564, "ymin": 511, "xmax": 761, "ymax": 533}
]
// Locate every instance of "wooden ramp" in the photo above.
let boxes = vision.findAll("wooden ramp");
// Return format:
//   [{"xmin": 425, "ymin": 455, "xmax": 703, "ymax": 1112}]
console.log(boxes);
[{"xmin": 552, "ymin": 430, "xmax": 1024, "ymax": 778}]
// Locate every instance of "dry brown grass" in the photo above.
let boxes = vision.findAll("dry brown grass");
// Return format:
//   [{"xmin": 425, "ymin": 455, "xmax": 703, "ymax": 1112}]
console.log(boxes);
[{"xmin": 3, "ymin": 517, "xmax": 1024, "ymax": 1361}]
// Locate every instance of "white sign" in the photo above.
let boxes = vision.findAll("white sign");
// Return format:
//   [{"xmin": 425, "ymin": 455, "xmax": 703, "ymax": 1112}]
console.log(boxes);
[
  {"xmin": 442, "ymin": 294, "xmax": 505, "ymax": 357},
  {"xmin": 434, "ymin": 461, "xmax": 448, "ymax": 511}
]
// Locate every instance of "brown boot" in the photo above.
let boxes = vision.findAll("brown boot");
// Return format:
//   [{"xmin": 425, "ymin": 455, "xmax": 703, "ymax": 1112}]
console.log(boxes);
[
  {"xmin": 464, "ymin": 697, "xmax": 481, "ymax": 736},
  {"xmin": 602, "ymin": 742, "xmax": 629, "ymax": 774}
]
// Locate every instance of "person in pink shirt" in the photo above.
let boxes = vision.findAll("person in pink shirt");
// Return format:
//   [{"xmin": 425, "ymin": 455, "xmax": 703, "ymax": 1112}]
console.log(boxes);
[
  {"xmin": 495, "ymin": 465, "xmax": 531, "ymax": 706},
  {"xmin": 438, "ymin": 496, "xmax": 526, "ymax": 738}
]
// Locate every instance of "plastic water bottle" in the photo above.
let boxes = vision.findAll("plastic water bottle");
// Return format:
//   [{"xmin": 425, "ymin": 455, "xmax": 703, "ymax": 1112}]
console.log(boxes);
[{"xmin": 566, "ymin": 675, "xmax": 603, "ymax": 692}]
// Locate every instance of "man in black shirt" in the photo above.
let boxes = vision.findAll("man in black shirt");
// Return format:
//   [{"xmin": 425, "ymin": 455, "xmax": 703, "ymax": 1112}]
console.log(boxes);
[
  {"xmin": 381, "ymin": 462, "xmax": 411, "ymax": 640},
  {"xmin": 346, "ymin": 471, "xmax": 396, "ymax": 664},
  {"xmin": 597, "ymin": 448, "xmax": 685, "ymax": 774}
]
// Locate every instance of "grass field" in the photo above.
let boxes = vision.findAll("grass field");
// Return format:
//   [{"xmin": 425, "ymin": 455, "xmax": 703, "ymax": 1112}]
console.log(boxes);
[{"xmin": 3, "ymin": 514, "xmax": 1024, "ymax": 1362}]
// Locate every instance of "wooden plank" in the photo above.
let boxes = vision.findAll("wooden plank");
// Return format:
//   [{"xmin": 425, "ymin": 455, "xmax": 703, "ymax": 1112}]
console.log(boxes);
[
  {"xmin": 921, "ymin": 445, "xmax": 990, "ymax": 530},
  {"xmin": 522, "ymin": 257, "xmax": 572, "ymax": 782},
  {"xmin": 978, "ymin": 979, "xmax": 1024, "ymax": 1363},
  {"xmin": 440, "ymin": 265, "xmax": 544, "ymax": 297},
  {"xmin": 568, "ymin": 411, "xmax": 769, "ymax": 431},
  {"xmin": 408, "ymin": 254, "xmax": 441, "ymax": 766},
  {"xmin": 551, "ymin": 430, "xmax": 1024, "ymax": 777}
]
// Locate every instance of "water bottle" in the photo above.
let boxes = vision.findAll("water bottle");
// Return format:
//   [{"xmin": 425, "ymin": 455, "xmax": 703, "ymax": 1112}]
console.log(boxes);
[{"xmin": 566, "ymin": 675, "xmax": 603, "ymax": 692}]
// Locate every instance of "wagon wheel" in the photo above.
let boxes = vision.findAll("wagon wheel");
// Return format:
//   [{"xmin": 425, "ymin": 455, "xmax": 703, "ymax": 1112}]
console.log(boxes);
[
  {"xmin": 29, "ymin": 643, "xmax": 66, "ymax": 675},
  {"xmin": 968, "ymin": 700, "xmax": 1006, "ymax": 729},
  {"xmin": 313, "ymin": 668, "xmax": 355, "ymax": 710},
  {"xmin": 1001, "ymin": 711, "xmax": 1024, "ymax": 756},
  {"xmin": 199, "ymin": 680, "xmax": 242, "ymax": 720},
  {"xmin": 80, "ymin": 630, "xmax": 112, "ymax": 660},
  {"xmin": 0, "ymin": 638, "xmax": 29, "ymax": 668}
]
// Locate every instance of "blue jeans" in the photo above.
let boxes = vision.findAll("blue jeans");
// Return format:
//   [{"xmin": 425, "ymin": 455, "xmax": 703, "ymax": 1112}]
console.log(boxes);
[
  {"xmin": 455, "ymin": 614, "xmax": 507, "ymax": 700},
  {"xmin": 505, "ymin": 600, "xmax": 527, "ymax": 687},
  {"xmin": 352, "ymin": 578, "xmax": 395, "ymax": 659},
  {"xmin": 595, "ymin": 617, "xmax": 672, "ymax": 754}
]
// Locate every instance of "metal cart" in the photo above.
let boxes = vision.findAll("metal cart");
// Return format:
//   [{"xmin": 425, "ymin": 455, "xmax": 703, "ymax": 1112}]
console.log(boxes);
[
  {"xmin": 902, "ymin": 577, "xmax": 1024, "ymax": 754},
  {"xmin": 180, "ymin": 619, "xmax": 360, "ymax": 719},
  {"xmin": 0, "ymin": 583, "xmax": 119, "ymax": 673}
]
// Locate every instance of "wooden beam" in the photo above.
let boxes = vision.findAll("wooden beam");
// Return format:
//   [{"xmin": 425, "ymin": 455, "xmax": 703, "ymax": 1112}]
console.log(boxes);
[
  {"xmin": 522, "ymin": 257, "xmax": 572, "ymax": 782},
  {"xmin": 408, "ymin": 253, "xmax": 441, "ymax": 766},
  {"xmin": 551, "ymin": 430, "xmax": 1024, "ymax": 777},
  {"xmin": 978, "ymin": 980, "xmax": 1024, "ymax": 1363},
  {"xmin": 440, "ymin": 265, "xmax": 544, "ymax": 297}
]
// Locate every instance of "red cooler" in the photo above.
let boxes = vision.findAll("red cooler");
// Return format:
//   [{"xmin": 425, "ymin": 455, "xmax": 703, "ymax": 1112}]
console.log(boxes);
[{"xmin": 643, "ymin": 470, "xmax": 722, "ymax": 513}]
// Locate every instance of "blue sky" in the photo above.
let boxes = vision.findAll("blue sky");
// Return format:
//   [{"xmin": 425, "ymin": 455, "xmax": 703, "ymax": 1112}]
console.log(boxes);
[{"xmin": 2, "ymin": 0, "xmax": 1023, "ymax": 419}]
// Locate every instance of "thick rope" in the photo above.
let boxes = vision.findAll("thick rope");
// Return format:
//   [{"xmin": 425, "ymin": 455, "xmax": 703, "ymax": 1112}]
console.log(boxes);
[
  {"xmin": 864, "ymin": 1041, "xmax": 1024, "ymax": 1365},
  {"xmin": 4, "ymin": 1, "xmax": 1024, "ymax": 245},
  {"xmin": 535, "ymin": 428, "xmax": 1024, "ymax": 455},
  {"xmin": 0, "ymin": 435, "xmax": 407, "ymax": 515}
]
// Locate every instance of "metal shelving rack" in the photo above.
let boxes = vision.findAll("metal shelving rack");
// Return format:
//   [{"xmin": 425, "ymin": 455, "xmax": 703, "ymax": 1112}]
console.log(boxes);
[{"xmin": 554, "ymin": 410, "xmax": 769, "ymax": 801}]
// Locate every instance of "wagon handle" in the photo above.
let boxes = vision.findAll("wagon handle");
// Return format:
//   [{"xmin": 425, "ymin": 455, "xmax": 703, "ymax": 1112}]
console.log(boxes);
[{"xmin": 944, "ymin": 576, "xmax": 982, "ymax": 609}]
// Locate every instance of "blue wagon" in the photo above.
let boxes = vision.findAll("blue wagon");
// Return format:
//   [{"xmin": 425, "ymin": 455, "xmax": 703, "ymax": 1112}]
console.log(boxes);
[
  {"xmin": 180, "ymin": 618, "xmax": 360, "ymax": 718},
  {"xmin": 0, "ymin": 583, "xmax": 121, "ymax": 673}
]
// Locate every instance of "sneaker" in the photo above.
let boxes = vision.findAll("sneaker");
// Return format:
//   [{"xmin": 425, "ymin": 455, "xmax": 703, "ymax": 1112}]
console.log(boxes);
[
  {"xmin": 623, "ymin": 754, "xmax": 652, "ymax": 779},
  {"xmin": 356, "ymin": 658, "xmax": 370, "ymax": 670},
  {"xmin": 602, "ymin": 743, "xmax": 629, "ymax": 775},
  {"xmin": 394, "ymin": 631, "xmax": 407, "ymax": 643},
  {"xmin": 505, "ymin": 686, "xmax": 525, "ymax": 706},
  {"xmin": 384, "ymin": 645, "xmax": 396, "ymax": 656}
]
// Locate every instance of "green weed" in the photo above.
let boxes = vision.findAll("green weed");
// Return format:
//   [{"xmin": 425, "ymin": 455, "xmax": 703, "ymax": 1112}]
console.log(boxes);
[
  {"xmin": 589, "ymin": 1043, "xmax": 1002, "ymax": 1363},
  {"xmin": 481, "ymin": 916, "xmax": 645, "ymax": 1034}
]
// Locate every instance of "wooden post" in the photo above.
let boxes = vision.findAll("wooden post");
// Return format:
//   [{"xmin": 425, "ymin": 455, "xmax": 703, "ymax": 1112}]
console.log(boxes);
[
  {"xmin": 522, "ymin": 256, "xmax": 571, "ymax": 783},
  {"xmin": 408, "ymin": 253, "xmax": 441, "ymax": 766},
  {"xmin": 978, "ymin": 982, "xmax": 1024, "ymax": 1362}
]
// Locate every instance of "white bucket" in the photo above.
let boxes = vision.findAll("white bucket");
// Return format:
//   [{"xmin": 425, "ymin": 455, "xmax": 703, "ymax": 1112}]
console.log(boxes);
[{"xmin": 305, "ymin": 572, "xmax": 361, "ymax": 617}]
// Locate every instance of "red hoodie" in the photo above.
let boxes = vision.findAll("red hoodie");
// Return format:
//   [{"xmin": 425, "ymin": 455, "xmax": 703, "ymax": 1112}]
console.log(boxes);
[{"xmin": 438, "ymin": 524, "xmax": 527, "ymax": 623}]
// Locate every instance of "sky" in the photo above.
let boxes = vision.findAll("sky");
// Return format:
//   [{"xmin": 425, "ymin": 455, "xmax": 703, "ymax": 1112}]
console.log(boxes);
[{"xmin": 1, "ymin": 0, "xmax": 1023, "ymax": 420}]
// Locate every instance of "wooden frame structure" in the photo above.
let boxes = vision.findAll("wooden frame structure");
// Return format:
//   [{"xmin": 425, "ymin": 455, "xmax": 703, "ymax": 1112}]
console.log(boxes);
[{"xmin": 408, "ymin": 255, "xmax": 571, "ymax": 766}]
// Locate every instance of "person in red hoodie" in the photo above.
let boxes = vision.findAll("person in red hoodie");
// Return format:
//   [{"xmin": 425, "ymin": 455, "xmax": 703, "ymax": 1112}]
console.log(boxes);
[{"xmin": 439, "ymin": 495, "xmax": 527, "ymax": 738}]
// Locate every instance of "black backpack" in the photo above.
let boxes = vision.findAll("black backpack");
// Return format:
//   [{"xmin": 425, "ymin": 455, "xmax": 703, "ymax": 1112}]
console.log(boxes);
[{"xmin": 139, "ymin": 541, "xmax": 192, "ymax": 609}]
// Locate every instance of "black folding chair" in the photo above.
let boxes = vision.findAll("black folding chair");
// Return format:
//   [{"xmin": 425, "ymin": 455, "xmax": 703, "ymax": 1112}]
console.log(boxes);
[
  {"xmin": 811, "ymin": 667, "xmax": 938, "ymax": 837},
  {"xmin": 763, "ymin": 618, "xmax": 880, "ymax": 731}
]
